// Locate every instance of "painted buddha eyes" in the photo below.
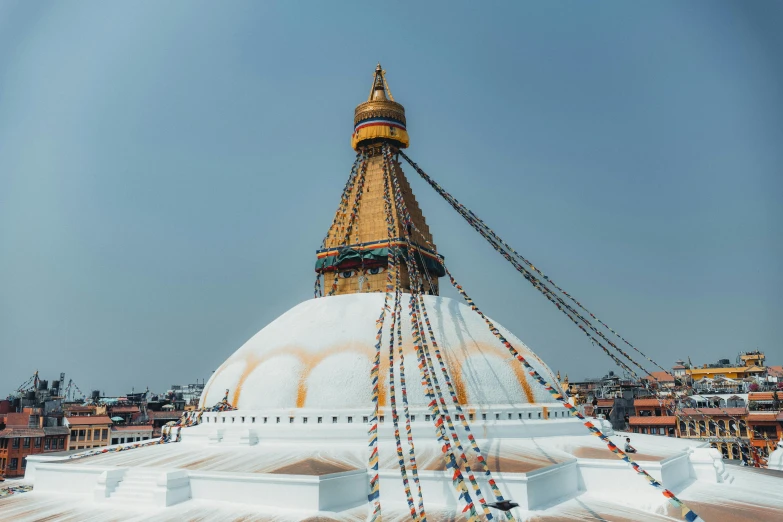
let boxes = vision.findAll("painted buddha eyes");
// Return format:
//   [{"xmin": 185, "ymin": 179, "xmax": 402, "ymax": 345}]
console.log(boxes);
[{"xmin": 338, "ymin": 267, "xmax": 385, "ymax": 278}]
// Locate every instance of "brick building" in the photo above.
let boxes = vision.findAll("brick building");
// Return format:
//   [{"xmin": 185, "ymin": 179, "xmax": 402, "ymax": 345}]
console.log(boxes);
[
  {"xmin": 0, "ymin": 409, "xmax": 69, "ymax": 478},
  {"xmin": 628, "ymin": 398, "xmax": 676, "ymax": 436}
]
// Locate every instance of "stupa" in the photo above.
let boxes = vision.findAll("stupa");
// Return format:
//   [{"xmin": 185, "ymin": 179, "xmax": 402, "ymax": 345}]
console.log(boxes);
[{"xmin": 7, "ymin": 66, "xmax": 783, "ymax": 522}]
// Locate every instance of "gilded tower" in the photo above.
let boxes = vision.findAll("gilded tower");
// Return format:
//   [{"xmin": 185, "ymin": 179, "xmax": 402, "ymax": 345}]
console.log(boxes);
[{"xmin": 315, "ymin": 64, "xmax": 443, "ymax": 296}]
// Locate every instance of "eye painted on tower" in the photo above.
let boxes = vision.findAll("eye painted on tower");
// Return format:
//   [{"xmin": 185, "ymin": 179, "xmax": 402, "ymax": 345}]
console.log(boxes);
[
  {"xmin": 367, "ymin": 267, "xmax": 385, "ymax": 275},
  {"xmin": 339, "ymin": 270, "xmax": 356, "ymax": 279}
]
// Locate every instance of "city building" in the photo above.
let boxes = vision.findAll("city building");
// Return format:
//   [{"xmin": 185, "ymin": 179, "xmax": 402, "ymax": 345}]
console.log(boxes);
[
  {"xmin": 677, "ymin": 407, "xmax": 749, "ymax": 460},
  {"xmin": 628, "ymin": 398, "xmax": 676, "ymax": 436},
  {"xmin": 110, "ymin": 425, "xmax": 153, "ymax": 445},
  {"xmin": 169, "ymin": 382, "xmax": 206, "ymax": 408},
  {"xmin": 0, "ymin": 408, "xmax": 69, "ymax": 478},
  {"xmin": 107, "ymin": 405, "xmax": 140, "ymax": 424},
  {"xmin": 63, "ymin": 404, "xmax": 96, "ymax": 417},
  {"xmin": 63, "ymin": 415, "xmax": 112, "ymax": 451},
  {"xmin": 746, "ymin": 391, "xmax": 783, "ymax": 460},
  {"xmin": 686, "ymin": 351, "xmax": 767, "ymax": 383},
  {"xmin": 148, "ymin": 410, "xmax": 185, "ymax": 437},
  {"xmin": 642, "ymin": 371, "xmax": 675, "ymax": 389},
  {"xmin": 671, "ymin": 360, "xmax": 687, "ymax": 379}
]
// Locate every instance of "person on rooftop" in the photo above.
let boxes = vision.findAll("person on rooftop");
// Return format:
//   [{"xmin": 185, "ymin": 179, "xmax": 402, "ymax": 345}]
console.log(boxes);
[{"xmin": 624, "ymin": 437, "xmax": 637, "ymax": 453}]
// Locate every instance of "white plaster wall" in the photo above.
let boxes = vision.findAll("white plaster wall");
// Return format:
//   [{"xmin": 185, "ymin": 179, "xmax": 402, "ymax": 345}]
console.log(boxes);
[
  {"xmin": 377, "ymin": 462, "xmax": 578, "ymax": 514},
  {"xmin": 317, "ymin": 470, "xmax": 368, "ymax": 511},
  {"xmin": 524, "ymin": 460, "xmax": 579, "ymax": 509},
  {"xmin": 188, "ymin": 471, "xmax": 321, "ymax": 509},
  {"xmin": 659, "ymin": 452, "xmax": 691, "ymax": 489},
  {"xmin": 33, "ymin": 463, "xmax": 114, "ymax": 497},
  {"xmin": 578, "ymin": 459, "xmax": 668, "ymax": 501},
  {"xmin": 185, "ymin": 408, "xmax": 582, "ymax": 444}
]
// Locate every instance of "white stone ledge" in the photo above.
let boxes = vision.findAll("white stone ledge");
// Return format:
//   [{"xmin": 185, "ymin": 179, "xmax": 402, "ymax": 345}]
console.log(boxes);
[{"xmin": 188, "ymin": 468, "xmax": 367, "ymax": 511}]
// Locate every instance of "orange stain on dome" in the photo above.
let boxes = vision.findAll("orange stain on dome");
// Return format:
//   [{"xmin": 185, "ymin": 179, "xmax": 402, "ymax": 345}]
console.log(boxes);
[
  {"xmin": 507, "ymin": 359, "xmax": 536, "ymax": 404},
  {"xmin": 207, "ymin": 333, "xmax": 551, "ymax": 409},
  {"xmin": 227, "ymin": 342, "xmax": 382, "ymax": 408}
]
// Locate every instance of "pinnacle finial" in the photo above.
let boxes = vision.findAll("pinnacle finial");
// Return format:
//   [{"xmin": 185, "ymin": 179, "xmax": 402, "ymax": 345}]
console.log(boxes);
[{"xmin": 370, "ymin": 63, "xmax": 387, "ymax": 101}]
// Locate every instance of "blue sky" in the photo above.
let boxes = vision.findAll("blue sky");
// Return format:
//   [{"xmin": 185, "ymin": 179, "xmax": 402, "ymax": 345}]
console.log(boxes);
[{"xmin": 1, "ymin": 2, "xmax": 781, "ymax": 396}]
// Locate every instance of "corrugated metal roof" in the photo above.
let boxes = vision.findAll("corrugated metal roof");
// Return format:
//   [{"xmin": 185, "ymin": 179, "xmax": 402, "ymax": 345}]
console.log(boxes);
[
  {"xmin": 0, "ymin": 427, "xmax": 46, "ymax": 437},
  {"xmin": 42, "ymin": 427, "xmax": 70, "ymax": 436}
]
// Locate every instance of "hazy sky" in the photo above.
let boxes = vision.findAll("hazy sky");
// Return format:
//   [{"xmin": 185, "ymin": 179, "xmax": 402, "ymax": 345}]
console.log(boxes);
[{"xmin": 1, "ymin": 2, "xmax": 781, "ymax": 397}]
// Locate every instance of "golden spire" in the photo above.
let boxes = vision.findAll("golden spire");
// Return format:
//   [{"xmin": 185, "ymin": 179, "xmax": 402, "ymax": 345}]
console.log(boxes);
[
  {"xmin": 316, "ymin": 65, "xmax": 441, "ymax": 295},
  {"xmin": 352, "ymin": 64, "xmax": 409, "ymax": 150}
]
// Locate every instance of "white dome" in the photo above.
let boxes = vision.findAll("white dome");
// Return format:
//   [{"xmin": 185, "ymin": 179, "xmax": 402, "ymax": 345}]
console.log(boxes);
[{"xmin": 200, "ymin": 294, "xmax": 561, "ymax": 410}]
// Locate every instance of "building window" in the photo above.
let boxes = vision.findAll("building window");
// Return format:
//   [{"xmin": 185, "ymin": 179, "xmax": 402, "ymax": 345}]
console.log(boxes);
[
  {"xmin": 289, "ymin": 417, "xmax": 294, "ymax": 424},
  {"xmin": 21, "ymin": 457, "xmax": 27, "ymax": 468},
  {"xmin": 528, "ymin": 413, "xmax": 532, "ymax": 419},
  {"xmin": 23, "ymin": 437, "xmax": 30, "ymax": 448},
  {"xmin": 9, "ymin": 458, "xmax": 18, "ymax": 470},
  {"xmin": 425, "ymin": 415, "xmax": 431, "ymax": 422},
  {"xmin": 276, "ymin": 417, "xmax": 280, "ymax": 424},
  {"xmin": 222, "ymin": 417, "xmax": 226, "ymax": 423},
  {"xmin": 518, "ymin": 413, "xmax": 522, "ymax": 420},
  {"xmin": 379, "ymin": 416, "xmax": 384, "ymax": 423},
  {"xmin": 34, "ymin": 437, "xmax": 41, "ymax": 448},
  {"xmin": 317, "ymin": 417, "xmax": 323, "ymax": 424},
  {"xmin": 495, "ymin": 413, "xmax": 500, "ymax": 420},
  {"xmin": 11, "ymin": 438, "xmax": 19, "ymax": 449},
  {"xmin": 332, "ymin": 417, "xmax": 338, "ymax": 424},
  {"xmin": 263, "ymin": 417, "xmax": 268, "ymax": 424},
  {"xmin": 102, "ymin": 429, "xmax": 108, "ymax": 440},
  {"xmin": 44, "ymin": 439, "xmax": 50, "ymax": 450},
  {"xmin": 347, "ymin": 417, "xmax": 353, "ymax": 423},
  {"xmin": 469, "ymin": 414, "xmax": 474, "ymax": 421},
  {"xmin": 303, "ymin": 417, "xmax": 308, "ymax": 424},
  {"xmin": 538, "ymin": 412, "xmax": 541, "ymax": 418},
  {"xmin": 363, "ymin": 416, "xmax": 369, "ymax": 423},
  {"xmin": 482, "ymin": 414, "xmax": 487, "ymax": 420},
  {"xmin": 112, "ymin": 438, "xmax": 119, "ymax": 445},
  {"xmin": 410, "ymin": 415, "xmax": 415, "ymax": 422},
  {"xmin": 251, "ymin": 417, "xmax": 256, "ymax": 423}
]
